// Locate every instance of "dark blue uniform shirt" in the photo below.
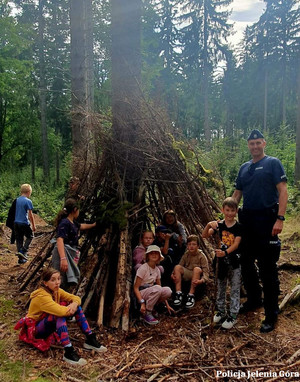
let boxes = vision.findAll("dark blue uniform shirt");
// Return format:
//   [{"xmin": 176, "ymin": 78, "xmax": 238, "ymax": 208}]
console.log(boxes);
[{"xmin": 235, "ymin": 156, "xmax": 287, "ymax": 210}]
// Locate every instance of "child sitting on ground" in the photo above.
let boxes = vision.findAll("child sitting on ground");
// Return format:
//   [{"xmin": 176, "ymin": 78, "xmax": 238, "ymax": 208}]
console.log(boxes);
[
  {"xmin": 14, "ymin": 184, "xmax": 36, "ymax": 264},
  {"xmin": 202, "ymin": 197, "xmax": 242, "ymax": 329},
  {"xmin": 15, "ymin": 268, "xmax": 107, "ymax": 365},
  {"xmin": 133, "ymin": 230, "xmax": 164, "ymax": 274},
  {"xmin": 171, "ymin": 235, "xmax": 209, "ymax": 309},
  {"xmin": 133, "ymin": 245, "xmax": 173, "ymax": 325}
]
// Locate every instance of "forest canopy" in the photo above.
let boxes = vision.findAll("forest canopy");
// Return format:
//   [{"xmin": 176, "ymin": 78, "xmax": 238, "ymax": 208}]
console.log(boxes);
[{"xmin": 0, "ymin": 0, "xmax": 299, "ymax": 199}]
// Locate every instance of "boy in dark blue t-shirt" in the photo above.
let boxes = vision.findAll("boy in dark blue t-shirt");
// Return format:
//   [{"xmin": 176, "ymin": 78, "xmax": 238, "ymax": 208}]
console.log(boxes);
[
  {"xmin": 14, "ymin": 184, "xmax": 36, "ymax": 264},
  {"xmin": 202, "ymin": 197, "xmax": 242, "ymax": 329}
]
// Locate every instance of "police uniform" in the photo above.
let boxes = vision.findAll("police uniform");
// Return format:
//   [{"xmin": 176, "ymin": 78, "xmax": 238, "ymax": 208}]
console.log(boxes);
[{"xmin": 235, "ymin": 130, "xmax": 287, "ymax": 327}]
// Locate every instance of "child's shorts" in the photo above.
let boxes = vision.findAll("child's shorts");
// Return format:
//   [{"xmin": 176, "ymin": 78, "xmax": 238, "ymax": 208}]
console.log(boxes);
[{"xmin": 182, "ymin": 267, "xmax": 193, "ymax": 281}]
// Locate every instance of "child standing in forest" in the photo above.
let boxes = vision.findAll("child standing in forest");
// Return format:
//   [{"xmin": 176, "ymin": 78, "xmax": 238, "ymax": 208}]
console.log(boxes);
[
  {"xmin": 14, "ymin": 184, "xmax": 36, "ymax": 264},
  {"xmin": 15, "ymin": 268, "xmax": 107, "ymax": 365},
  {"xmin": 202, "ymin": 197, "xmax": 242, "ymax": 329},
  {"xmin": 51, "ymin": 198, "xmax": 96, "ymax": 289},
  {"xmin": 134, "ymin": 245, "xmax": 173, "ymax": 325}
]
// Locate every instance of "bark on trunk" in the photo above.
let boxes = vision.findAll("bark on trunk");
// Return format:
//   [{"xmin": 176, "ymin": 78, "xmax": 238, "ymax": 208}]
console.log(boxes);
[{"xmin": 38, "ymin": 0, "xmax": 49, "ymax": 180}]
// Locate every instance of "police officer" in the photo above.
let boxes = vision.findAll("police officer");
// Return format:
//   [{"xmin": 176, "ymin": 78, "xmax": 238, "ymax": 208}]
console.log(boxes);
[{"xmin": 232, "ymin": 130, "xmax": 288, "ymax": 333}]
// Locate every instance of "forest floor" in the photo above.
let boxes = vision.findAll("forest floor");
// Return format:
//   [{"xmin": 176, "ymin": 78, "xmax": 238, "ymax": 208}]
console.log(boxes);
[{"xmin": 0, "ymin": 216, "xmax": 299, "ymax": 382}]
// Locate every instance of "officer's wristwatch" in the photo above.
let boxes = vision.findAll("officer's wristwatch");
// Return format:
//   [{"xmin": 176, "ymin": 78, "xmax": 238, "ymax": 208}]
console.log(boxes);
[
  {"xmin": 139, "ymin": 299, "xmax": 145, "ymax": 304},
  {"xmin": 277, "ymin": 215, "xmax": 285, "ymax": 221}
]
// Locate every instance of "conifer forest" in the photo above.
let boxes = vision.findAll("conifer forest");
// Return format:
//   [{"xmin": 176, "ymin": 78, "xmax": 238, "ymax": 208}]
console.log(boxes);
[
  {"xmin": 1, "ymin": 1, "xmax": 300, "ymax": 381},
  {"xmin": 0, "ymin": 0, "xmax": 300, "ymax": 193}
]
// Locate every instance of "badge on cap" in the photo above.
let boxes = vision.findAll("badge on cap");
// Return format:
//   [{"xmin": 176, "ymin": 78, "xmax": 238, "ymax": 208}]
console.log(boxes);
[{"xmin": 247, "ymin": 129, "xmax": 264, "ymax": 141}]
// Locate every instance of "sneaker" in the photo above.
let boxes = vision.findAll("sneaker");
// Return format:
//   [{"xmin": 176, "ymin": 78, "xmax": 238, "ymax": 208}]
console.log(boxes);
[
  {"xmin": 66, "ymin": 316, "xmax": 76, "ymax": 323},
  {"xmin": 143, "ymin": 313, "xmax": 159, "ymax": 325},
  {"xmin": 213, "ymin": 311, "xmax": 226, "ymax": 324},
  {"xmin": 173, "ymin": 291, "xmax": 183, "ymax": 306},
  {"xmin": 63, "ymin": 346, "xmax": 87, "ymax": 366},
  {"xmin": 18, "ymin": 257, "xmax": 27, "ymax": 264},
  {"xmin": 260, "ymin": 316, "xmax": 277, "ymax": 333},
  {"xmin": 221, "ymin": 315, "xmax": 237, "ymax": 329},
  {"xmin": 18, "ymin": 250, "xmax": 28, "ymax": 260},
  {"xmin": 185, "ymin": 294, "xmax": 195, "ymax": 309},
  {"xmin": 84, "ymin": 333, "xmax": 107, "ymax": 353}
]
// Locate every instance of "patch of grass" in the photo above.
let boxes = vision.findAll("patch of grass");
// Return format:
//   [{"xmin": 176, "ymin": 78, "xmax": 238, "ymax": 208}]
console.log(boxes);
[
  {"xmin": 0, "ymin": 341, "xmax": 31, "ymax": 382},
  {"xmin": 0, "ymin": 298, "xmax": 16, "ymax": 317},
  {"xmin": 292, "ymin": 277, "xmax": 300, "ymax": 288}
]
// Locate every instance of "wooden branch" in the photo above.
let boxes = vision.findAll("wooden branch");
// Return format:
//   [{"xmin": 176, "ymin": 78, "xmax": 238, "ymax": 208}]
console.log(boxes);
[
  {"xmin": 115, "ymin": 355, "xmax": 139, "ymax": 378},
  {"xmin": 278, "ymin": 262, "xmax": 300, "ymax": 271},
  {"xmin": 125, "ymin": 361, "xmax": 195, "ymax": 374},
  {"xmin": 110, "ymin": 222, "xmax": 130, "ymax": 328},
  {"xmin": 18, "ymin": 236, "xmax": 55, "ymax": 291},
  {"xmin": 287, "ymin": 349, "xmax": 300, "ymax": 364},
  {"xmin": 128, "ymin": 336, "xmax": 152, "ymax": 357},
  {"xmin": 121, "ymin": 277, "xmax": 131, "ymax": 331},
  {"xmin": 264, "ymin": 359, "xmax": 300, "ymax": 382},
  {"xmin": 97, "ymin": 269, "xmax": 109, "ymax": 327},
  {"xmin": 217, "ymin": 341, "xmax": 250, "ymax": 364},
  {"xmin": 82, "ymin": 254, "xmax": 108, "ymax": 312},
  {"xmin": 279, "ymin": 285, "xmax": 300, "ymax": 310}
]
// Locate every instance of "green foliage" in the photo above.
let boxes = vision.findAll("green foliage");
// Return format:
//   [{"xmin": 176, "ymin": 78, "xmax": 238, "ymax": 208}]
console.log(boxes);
[
  {"xmin": 0, "ymin": 166, "xmax": 68, "ymax": 224},
  {"xmin": 199, "ymin": 137, "xmax": 250, "ymax": 202},
  {"xmin": 200, "ymin": 130, "xmax": 297, "ymax": 207},
  {"xmin": 263, "ymin": 125, "xmax": 296, "ymax": 184},
  {"xmin": 95, "ymin": 198, "xmax": 133, "ymax": 230},
  {"xmin": 286, "ymin": 187, "xmax": 300, "ymax": 215}
]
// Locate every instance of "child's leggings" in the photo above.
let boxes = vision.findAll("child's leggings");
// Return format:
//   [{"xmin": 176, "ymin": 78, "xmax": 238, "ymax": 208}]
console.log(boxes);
[
  {"xmin": 140, "ymin": 285, "xmax": 172, "ymax": 312},
  {"xmin": 35, "ymin": 306, "xmax": 92, "ymax": 347}
]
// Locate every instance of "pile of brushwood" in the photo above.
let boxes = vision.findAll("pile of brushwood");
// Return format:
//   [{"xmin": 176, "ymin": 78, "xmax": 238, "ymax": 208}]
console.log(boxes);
[{"xmin": 17, "ymin": 104, "xmax": 221, "ymax": 330}]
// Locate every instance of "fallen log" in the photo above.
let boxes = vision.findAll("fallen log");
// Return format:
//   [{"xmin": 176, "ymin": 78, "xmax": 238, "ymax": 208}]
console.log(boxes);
[{"xmin": 279, "ymin": 285, "xmax": 300, "ymax": 310}]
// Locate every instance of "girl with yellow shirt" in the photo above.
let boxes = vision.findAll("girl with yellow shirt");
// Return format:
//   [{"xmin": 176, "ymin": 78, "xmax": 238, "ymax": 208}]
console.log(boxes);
[{"xmin": 16, "ymin": 268, "xmax": 107, "ymax": 365}]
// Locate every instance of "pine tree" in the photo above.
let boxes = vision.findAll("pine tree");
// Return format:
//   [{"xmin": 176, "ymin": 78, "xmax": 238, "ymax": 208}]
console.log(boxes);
[{"xmin": 178, "ymin": 0, "xmax": 232, "ymax": 142}]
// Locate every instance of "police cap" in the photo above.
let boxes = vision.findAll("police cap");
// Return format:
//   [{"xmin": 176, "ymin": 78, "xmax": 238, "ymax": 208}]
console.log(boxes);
[{"xmin": 247, "ymin": 129, "xmax": 264, "ymax": 141}]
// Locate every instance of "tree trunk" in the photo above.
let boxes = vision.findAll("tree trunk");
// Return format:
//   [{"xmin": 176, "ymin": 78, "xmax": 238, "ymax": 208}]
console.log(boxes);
[
  {"xmin": 202, "ymin": 3, "xmax": 210, "ymax": 144},
  {"xmin": 263, "ymin": 68, "xmax": 268, "ymax": 132},
  {"xmin": 85, "ymin": 0, "xmax": 94, "ymax": 114},
  {"xmin": 111, "ymin": 0, "xmax": 142, "ymax": 202},
  {"xmin": 70, "ymin": 0, "xmax": 88, "ymax": 178},
  {"xmin": 295, "ymin": 63, "xmax": 300, "ymax": 186},
  {"xmin": 38, "ymin": 0, "xmax": 49, "ymax": 180}
]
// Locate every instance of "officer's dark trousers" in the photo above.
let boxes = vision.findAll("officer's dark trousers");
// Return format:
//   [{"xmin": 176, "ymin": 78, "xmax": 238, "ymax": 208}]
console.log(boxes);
[
  {"xmin": 239, "ymin": 207, "xmax": 280, "ymax": 321},
  {"xmin": 240, "ymin": 243, "xmax": 280, "ymax": 320}
]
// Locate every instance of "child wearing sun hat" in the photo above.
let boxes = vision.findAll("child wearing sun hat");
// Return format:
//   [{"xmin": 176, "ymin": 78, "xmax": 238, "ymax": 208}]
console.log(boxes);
[{"xmin": 133, "ymin": 245, "xmax": 173, "ymax": 325}]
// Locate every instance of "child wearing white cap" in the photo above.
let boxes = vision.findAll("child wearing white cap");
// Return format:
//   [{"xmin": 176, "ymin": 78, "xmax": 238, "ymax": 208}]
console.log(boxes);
[{"xmin": 133, "ymin": 245, "xmax": 173, "ymax": 325}]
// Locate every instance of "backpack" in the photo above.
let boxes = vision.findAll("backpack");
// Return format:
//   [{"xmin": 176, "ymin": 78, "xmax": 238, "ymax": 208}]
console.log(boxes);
[{"xmin": 6, "ymin": 199, "xmax": 16, "ymax": 243}]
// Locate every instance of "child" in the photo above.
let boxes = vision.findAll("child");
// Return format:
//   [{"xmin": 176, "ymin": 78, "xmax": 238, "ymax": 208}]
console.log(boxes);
[
  {"xmin": 15, "ymin": 268, "xmax": 107, "ymax": 365},
  {"xmin": 133, "ymin": 245, "xmax": 173, "ymax": 325},
  {"xmin": 162, "ymin": 209, "xmax": 187, "ymax": 249},
  {"xmin": 66, "ymin": 176, "xmax": 85, "ymax": 201},
  {"xmin": 202, "ymin": 197, "xmax": 242, "ymax": 329},
  {"xmin": 133, "ymin": 230, "xmax": 155, "ymax": 272},
  {"xmin": 51, "ymin": 199, "xmax": 96, "ymax": 289},
  {"xmin": 171, "ymin": 235, "xmax": 209, "ymax": 309},
  {"xmin": 133, "ymin": 230, "xmax": 164, "ymax": 274},
  {"xmin": 14, "ymin": 184, "xmax": 36, "ymax": 264}
]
